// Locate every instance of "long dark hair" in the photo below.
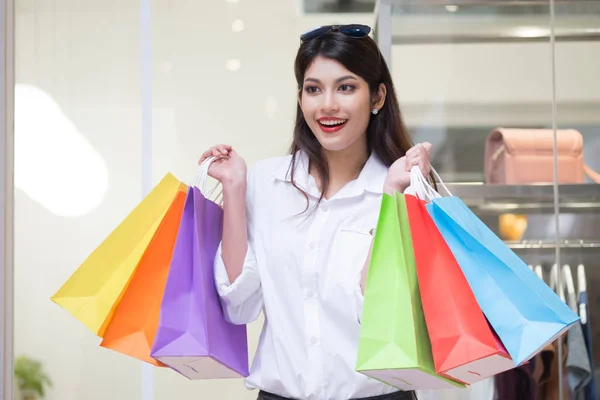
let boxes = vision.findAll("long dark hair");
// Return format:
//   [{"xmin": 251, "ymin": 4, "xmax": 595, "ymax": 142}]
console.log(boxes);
[{"xmin": 290, "ymin": 31, "xmax": 435, "ymax": 211}]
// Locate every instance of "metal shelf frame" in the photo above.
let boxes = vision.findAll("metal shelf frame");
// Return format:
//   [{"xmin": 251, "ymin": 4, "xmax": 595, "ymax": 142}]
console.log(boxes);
[
  {"xmin": 390, "ymin": 0, "xmax": 600, "ymax": 5},
  {"xmin": 444, "ymin": 183, "xmax": 600, "ymax": 213},
  {"xmin": 374, "ymin": 0, "xmax": 600, "ymax": 64}
]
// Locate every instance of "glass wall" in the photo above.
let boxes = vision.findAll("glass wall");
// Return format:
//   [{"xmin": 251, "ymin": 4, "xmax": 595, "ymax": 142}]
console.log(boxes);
[
  {"xmin": 554, "ymin": 0, "xmax": 600, "ymax": 391},
  {"xmin": 6, "ymin": 0, "xmax": 600, "ymax": 399},
  {"xmin": 13, "ymin": 1, "xmax": 144, "ymax": 399},
  {"xmin": 376, "ymin": 0, "xmax": 600, "ymax": 399}
]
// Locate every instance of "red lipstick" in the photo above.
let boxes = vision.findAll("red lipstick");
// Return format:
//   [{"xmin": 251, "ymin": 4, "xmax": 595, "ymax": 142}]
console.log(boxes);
[{"xmin": 317, "ymin": 117, "xmax": 348, "ymax": 134}]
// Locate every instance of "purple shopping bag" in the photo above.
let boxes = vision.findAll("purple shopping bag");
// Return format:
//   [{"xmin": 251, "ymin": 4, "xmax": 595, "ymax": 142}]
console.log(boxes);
[{"xmin": 150, "ymin": 185, "xmax": 249, "ymax": 379}]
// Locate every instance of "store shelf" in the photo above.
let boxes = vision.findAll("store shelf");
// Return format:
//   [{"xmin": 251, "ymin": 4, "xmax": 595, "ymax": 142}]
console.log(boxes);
[{"xmin": 445, "ymin": 182, "xmax": 600, "ymax": 213}]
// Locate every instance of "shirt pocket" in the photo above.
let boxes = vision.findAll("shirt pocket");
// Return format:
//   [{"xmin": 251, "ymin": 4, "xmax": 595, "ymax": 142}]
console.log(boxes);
[{"xmin": 325, "ymin": 227, "xmax": 373, "ymax": 297}]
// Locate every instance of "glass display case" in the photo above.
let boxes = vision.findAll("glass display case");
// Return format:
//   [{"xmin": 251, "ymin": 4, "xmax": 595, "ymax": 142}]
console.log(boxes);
[{"xmin": 375, "ymin": 0, "xmax": 600, "ymax": 398}]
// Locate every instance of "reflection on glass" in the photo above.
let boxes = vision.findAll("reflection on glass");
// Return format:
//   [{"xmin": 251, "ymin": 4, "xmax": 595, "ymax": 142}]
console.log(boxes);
[
  {"xmin": 554, "ymin": 0, "xmax": 600, "ymax": 390},
  {"xmin": 14, "ymin": 84, "xmax": 109, "ymax": 218}
]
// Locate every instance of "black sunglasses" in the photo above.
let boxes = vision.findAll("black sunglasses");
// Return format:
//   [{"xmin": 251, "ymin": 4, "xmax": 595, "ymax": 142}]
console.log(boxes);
[{"xmin": 300, "ymin": 24, "xmax": 372, "ymax": 43}]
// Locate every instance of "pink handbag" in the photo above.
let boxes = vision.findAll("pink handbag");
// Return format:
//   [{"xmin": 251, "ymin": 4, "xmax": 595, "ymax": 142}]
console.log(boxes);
[{"xmin": 484, "ymin": 128, "xmax": 600, "ymax": 184}]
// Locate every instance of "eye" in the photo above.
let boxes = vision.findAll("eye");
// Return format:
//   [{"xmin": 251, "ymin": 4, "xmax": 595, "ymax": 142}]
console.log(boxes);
[
  {"xmin": 339, "ymin": 84, "xmax": 355, "ymax": 92},
  {"xmin": 304, "ymin": 86, "xmax": 320, "ymax": 94}
]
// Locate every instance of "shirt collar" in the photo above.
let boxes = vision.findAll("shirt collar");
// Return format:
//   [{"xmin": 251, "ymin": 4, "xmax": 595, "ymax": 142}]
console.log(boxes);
[{"xmin": 272, "ymin": 151, "xmax": 387, "ymax": 198}]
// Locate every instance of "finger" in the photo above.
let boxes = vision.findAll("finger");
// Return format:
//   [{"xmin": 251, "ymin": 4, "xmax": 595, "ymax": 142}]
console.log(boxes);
[
  {"xmin": 218, "ymin": 145, "xmax": 230, "ymax": 155},
  {"xmin": 414, "ymin": 158, "xmax": 423, "ymax": 170},
  {"xmin": 227, "ymin": 148, "xmax": 238, "ymax": 158},
  {"xmin": 421, "ymin": 142, "xmax": 432, "ymax": 154},
  {"xmin": 410, "ymin": 153, "xmax": 429, "ymax": 173},
  {"xmin": 198, "ymin": 149, "xmax": 213, "ymax": 164},
  {"xmin": 405, "ymin": 155, "xmax": 419, "ymax": 171},
  {"xmin": 413, "ymin": 144, "xmax": 424, "ymax": 156},
  {"xmin": 206, "ymin": 157, "xmax": 225, "ymax": 176},
  {"xmin": 212, "ymin": 147, "xmax": 223, "ymax": 158},
  {"xmin": 420, "ymin": 148, "xmax": 430, "ymax": 164},
  {"xmin": 419, "ymin": 160, "xmax": 429, "ymax": 174},
  {"xmin": 407, "ymin": 143, "xmax": 426, "ymax": 158}
]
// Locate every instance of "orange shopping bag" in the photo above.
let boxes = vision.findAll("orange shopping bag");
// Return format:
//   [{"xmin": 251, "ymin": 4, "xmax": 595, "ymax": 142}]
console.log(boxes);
[{"xmin": 100, "ymin": 189, "xmax": 187, "ymax": 366}]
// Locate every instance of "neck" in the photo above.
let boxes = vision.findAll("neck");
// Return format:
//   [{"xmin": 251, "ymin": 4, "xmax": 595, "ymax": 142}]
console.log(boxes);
[{"xmin": 310, "ymin": 139, "xmax": 369, "ymax": 199}]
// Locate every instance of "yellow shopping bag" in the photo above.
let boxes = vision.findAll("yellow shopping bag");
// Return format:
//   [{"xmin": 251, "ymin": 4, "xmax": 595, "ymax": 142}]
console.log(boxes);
[{"xmin": 51, "ymin": 173, "xmax": 187, "ymax": 337}]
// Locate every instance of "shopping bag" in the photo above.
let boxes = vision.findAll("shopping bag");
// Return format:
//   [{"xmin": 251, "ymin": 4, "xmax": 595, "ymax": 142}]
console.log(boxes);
[
  {"xmin": 99, "ymin": 189, "xmax": 187, "ymax": 366},
  {"xmin": 405, "ymin": 193, "xmax": 515, "ymax": 384},
  {"xmin": 410, "ymin": 167, "xmax": 579, "ymax": 366},
  {"xmin": 150, "ymin": 158, "xmax": 249, "ymax": 379},
  {"xmin": 356, "ymin": 192, "xmax": 464, "ymax": 390},
  {"xmin": 51, "ymin": 173, "xmax": 187, "ymax": 336}
]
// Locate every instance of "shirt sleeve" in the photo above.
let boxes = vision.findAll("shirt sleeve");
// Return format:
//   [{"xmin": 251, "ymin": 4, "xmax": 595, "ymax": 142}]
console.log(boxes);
[{"xmin": 213, "ymin": 164, "xmax": 264, "ymax": 325}]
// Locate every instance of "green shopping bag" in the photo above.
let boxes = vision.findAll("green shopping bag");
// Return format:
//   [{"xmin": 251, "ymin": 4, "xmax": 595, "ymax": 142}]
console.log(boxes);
[{"xmin": 356, "ymin": 193, "xmax": 464, "ymax": 390}]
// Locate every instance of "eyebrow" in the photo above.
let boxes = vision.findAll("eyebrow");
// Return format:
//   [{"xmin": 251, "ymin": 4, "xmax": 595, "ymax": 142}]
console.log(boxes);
[{"xmin": 304, "ymin": 75, "xmax": 358, "ymax": 84}]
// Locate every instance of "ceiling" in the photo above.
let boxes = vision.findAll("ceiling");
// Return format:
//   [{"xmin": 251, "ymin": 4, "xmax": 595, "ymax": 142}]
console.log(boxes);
[
  {"xmin": 302, "ymin": 0, "xmax": 600, "ymax": 15},
  {"xmin": 303, "ymin": 0, "xmax": 376, "ymax": 13}
]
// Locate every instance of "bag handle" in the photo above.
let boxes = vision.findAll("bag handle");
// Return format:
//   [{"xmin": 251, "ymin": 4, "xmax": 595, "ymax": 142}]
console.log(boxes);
[
  {"xmin": 405, "ymin": 165, "xmax": 452, "ymax": 203},
  {"xmin": 584, "ymin": 164, "xmax": 600, "ymax": 184},
  {"xmin": 404, "ymin": 167, "xmax": 438, "ymax": 203},
  {"xmin": 191, "ymin": 156, "xmax": 223, "ymax": 204}
]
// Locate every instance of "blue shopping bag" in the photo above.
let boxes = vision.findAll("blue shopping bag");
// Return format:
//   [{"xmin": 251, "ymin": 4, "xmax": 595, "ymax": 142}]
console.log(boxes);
[{"xmin": 426, "ymin": 196, "xmax": 579, "ymax": 366}]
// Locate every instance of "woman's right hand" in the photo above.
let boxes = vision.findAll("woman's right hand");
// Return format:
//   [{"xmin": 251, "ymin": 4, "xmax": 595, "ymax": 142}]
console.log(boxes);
[{"xmin": 198, "ymin": 144, "xmax": 247, "ymax": 187}]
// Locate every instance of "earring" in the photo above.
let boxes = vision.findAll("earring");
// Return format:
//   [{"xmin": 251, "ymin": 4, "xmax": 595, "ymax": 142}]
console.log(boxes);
[{"xmin": 372, "ymin": 108, "xmax": 379, "ymax": 115}]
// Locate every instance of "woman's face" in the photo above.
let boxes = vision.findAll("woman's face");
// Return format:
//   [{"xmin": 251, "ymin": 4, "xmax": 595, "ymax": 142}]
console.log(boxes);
[{"xmin": 299, "ymin": 56, "xmax": 375, "ymax": 154}]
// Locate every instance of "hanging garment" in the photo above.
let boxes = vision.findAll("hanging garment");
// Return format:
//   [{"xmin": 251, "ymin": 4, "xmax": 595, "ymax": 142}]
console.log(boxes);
[
  {"xmin": 579, "ymin": 291, "xmax": 599, "ymax": 400},
  {"xmin": 562, "ymin": 265, "xmax": 593, "ymax": 399},
  {"xmin": 494, "ymin": 359, "xmax": 537, "ymax": 400}
]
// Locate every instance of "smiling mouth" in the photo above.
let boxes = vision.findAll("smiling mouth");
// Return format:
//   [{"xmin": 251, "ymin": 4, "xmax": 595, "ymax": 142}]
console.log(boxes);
[
  {"xmin": 317, "ymin": 119, "xmax": 348, "ymax": 133},
  {"xmin": 318, "ymin": 119, "xmax": 347, "ymax": 127}
]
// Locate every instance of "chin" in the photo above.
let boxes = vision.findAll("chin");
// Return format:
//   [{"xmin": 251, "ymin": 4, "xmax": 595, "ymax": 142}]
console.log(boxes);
[{"xmin": 316, "ymin": 137, "xmax": 353, "ymax": 153}]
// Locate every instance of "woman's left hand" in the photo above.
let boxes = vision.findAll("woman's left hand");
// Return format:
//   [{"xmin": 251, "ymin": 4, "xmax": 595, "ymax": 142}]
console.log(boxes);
[{"xmin": 383, "ymin": 142, "xmax": 432, "ymax": 195}]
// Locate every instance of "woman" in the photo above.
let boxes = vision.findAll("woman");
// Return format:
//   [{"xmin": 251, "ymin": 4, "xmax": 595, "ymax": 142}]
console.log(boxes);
[{"xmin": 199, "ymin": 24, "xmax": 431, "ymax": 400}]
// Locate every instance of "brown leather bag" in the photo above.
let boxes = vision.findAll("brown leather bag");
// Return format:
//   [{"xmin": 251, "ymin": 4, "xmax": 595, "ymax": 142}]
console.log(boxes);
[{"xmin": 484, "ymin": 128, "xmax": 600, "ymax": 185}]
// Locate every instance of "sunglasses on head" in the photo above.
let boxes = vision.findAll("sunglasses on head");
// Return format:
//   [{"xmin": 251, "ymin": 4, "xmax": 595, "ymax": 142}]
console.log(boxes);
[{"xmin": 300, "ymin": 24, "xmax": 372, "ymax": 43}]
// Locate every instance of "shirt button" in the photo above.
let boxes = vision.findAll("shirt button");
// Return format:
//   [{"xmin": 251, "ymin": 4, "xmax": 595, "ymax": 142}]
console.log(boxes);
[
  {"xmin": 309, "ymin": 242, "xmax": 316, "ymax": 250},
  {"xmin": 321, "ymin": 204, "xmax": 329, "ymax": 212},
  {"xmin": 310, "ymin": 337, "xmax": 318, "ymax": 345},
  {"xmin": 307, "ymin": 290, "xmax": 314, "ymax": 298}
]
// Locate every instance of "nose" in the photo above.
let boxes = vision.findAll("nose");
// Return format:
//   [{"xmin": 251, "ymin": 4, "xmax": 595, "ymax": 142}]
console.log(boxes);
[{"xmin": 321, "ymin": 91, "xmax": 340, "ymax": 113}]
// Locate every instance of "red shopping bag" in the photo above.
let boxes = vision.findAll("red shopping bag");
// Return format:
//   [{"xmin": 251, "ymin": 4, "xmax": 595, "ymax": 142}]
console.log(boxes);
[{"xmin": 405, "ymin": 194, "xmax": 515, "ymax": 384}]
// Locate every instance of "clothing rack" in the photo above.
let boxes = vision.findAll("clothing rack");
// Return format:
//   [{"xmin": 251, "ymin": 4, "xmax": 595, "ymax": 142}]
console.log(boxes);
[{"xmin": 506, "ymin": 239, "xmax": 600, "ymax": 249}]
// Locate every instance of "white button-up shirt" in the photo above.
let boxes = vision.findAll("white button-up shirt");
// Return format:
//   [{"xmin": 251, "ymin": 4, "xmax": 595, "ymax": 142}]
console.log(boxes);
[{"xmin": 214, "ymin": 151, "xmax": 399, "ymax": 400}]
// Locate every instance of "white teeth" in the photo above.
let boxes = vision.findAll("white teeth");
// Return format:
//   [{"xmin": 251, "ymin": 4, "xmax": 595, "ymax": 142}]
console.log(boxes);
[{"xmin": 319, "ymin": 119, "xmax": 347, "ymax": 126}]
